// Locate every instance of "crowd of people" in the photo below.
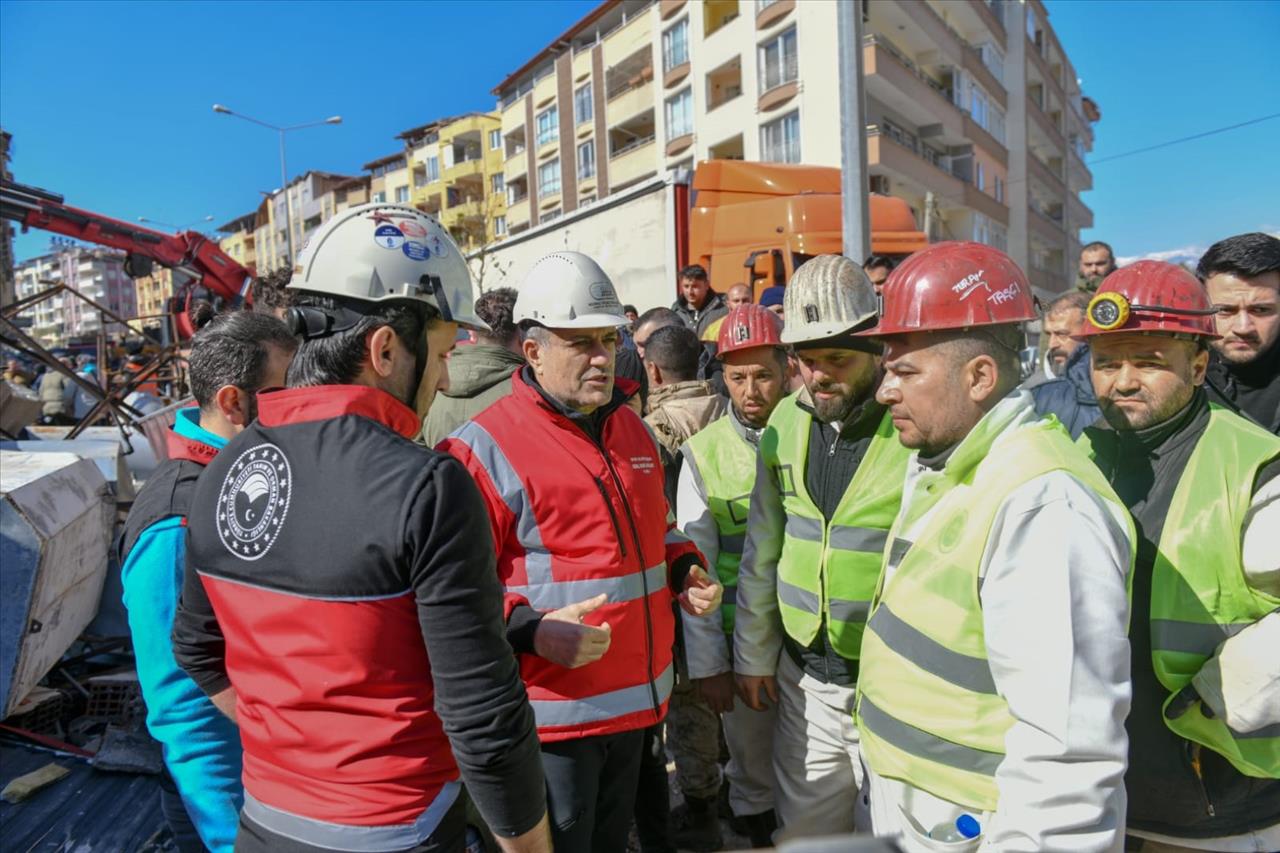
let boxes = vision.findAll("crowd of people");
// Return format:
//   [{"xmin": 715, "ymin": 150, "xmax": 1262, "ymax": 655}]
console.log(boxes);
[{"xmin": 108, "ymin": 203, "xmax": 1278, "ymax": 853}]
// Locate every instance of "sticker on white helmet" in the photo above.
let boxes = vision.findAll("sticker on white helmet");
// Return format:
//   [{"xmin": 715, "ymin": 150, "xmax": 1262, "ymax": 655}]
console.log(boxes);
[
  {"xmin": 429, "ymin": 234, "xmax": 448, "ymax": 258},
  {"xmin": 374, "ymin": 225, "xmax": 405, "ymax": 250},
  {"xmin": 399, "ymin": 220, "xmax": 428, "ymax": 239},
  {"xmin": 403, "ymin": 241, "xmax": 430, "ymax": 261}
]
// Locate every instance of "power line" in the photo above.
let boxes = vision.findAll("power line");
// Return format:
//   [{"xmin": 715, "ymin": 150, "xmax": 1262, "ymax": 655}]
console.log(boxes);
[{"xmin": 1089, "ymin": 113, "xmax": 1280, "ymax": 165}]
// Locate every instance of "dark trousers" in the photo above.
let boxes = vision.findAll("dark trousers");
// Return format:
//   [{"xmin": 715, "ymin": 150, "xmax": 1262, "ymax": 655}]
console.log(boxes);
[
  {"xmin": 234, "ymin": 791, "xmax": 467, "ymax": 853},
  {"xmin": 159, "ymin": 770, "xmax": 208, "ymax": 853},
  {"xmin": 542, "ymin": 729, "xmax": 645, "ymax": 853},
  {"xmin": 634, "ymin": 723, "xmax": 675, "ymax": 852}
]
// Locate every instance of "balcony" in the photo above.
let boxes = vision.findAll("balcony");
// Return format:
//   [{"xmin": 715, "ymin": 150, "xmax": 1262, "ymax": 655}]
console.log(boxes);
[
  {"xmin": 1029, "ymin": 98, "xmax": 1066, "ymax": 152},
  {"xmin": 603, "ymin": 9, "xmax": 652, "ymax": 66},
  {"xmin": 876, "ymin": 0, "xmax": 964, "ymax": 66},
  {"xmin": 606, "ymin": 48, "xmax": 655, "ymax": 127},
  {"xmin": 963, "ymin": 182, "xmax": 1009, "ymax": 225},
  {"xmin": 1028, "ymin": 152, "xmax": 1065, "ymax": 195},
  {"xmin": 1030, "ymin": 204, "xmax": 1066, "ymax": 242},
  {"xmin": 867, "ymin": 125, "xmax": 964, "ymax": 202},
  {"xmin": 962, "ymin": 44, "xmax": 1007, "ymax": 109},
  {"xmin": 507, "ymin": 198, "xmax": 531, "ymax": 229},
  {"xmin": 1028, "ymin": 264, "xmax": 1063, "ymax": 296},
  {"xmin": 1068, "ymin": 193, "xmax": 1094, "ymax": 231},
  {"xmin": 609, "ymin": 128, "xmax": 657, "ymax": 190},
  {"xmin": 706, "ymin": 56, "xmax": 743, "ymax": 112},
  {"xmin": 863, "ymin": 36, "xmax": 964, "ymax": 142}
]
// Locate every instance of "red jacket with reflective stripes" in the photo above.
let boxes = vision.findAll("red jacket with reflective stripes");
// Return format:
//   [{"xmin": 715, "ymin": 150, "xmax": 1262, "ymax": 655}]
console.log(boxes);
[{"xmin": 441, "ymin": 369, "xmax": 705, "ymax": 742}]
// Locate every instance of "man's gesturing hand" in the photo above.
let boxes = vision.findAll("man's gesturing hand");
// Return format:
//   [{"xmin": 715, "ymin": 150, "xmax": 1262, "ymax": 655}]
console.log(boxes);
[
  {"xmin": 680, "ymin": 565, "xmax": 723, "ymax": 617},
  {"xmin": 533, "ymin": 593, "xmax": 612, "ymax": 668}
]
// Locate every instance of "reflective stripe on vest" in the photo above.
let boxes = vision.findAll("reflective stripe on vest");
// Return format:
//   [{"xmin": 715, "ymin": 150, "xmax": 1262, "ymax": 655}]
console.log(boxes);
[
  {"xmin": 858, "ymin": 412, "xmax": 1135, "ymax": 811},
  {"xmin": 683, "ymin": 415, "xmax": 758, "ymax": 635},
  {"xmin": 764, "ymin": 399, "xmax": 911, "ymax": 659},
  {"xmin": 1086, "ymin": 406, "xmax": 1280, "ymax": 777},
  {"xmin": 242, "ymin": 783, "xmax": 460, "ymax": 852},
  {"xmin": 507, "ymin": 562, "xmax": 667, "ymax": 611},
  {"xmin": 530, "ymin": 663, "xmax": 675, "ymax": 728}
]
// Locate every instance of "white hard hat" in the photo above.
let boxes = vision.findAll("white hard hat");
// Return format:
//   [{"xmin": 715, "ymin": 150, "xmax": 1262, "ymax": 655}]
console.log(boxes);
[
  {"xmin": 514, "ymin": 251, "xmax": 629, "ymax": 329},
  {"xmin": 288, "ymin": 203, "xmax": 487, "ymax": 331},
  {"xmin": 781, "ymin": 254, "xmax": 878, "ymax": 345}
]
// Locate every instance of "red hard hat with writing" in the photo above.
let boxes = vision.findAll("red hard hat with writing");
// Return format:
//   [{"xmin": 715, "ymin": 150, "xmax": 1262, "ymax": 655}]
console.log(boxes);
[
  {"xmin": 717, "ymin": 303, "xmax": 784, "ymax": 356},
  {"xmin": 865, "ymin": 241, "xmax": 1037, "ymax": 336},
  {"xmin": 1077, "ymin": 260, "xmax": 1219, "ymax": 339}
]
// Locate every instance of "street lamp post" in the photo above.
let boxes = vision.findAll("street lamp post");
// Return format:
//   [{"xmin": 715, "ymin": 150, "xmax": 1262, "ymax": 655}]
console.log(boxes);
[{"xmin": 212, "ymin": 104, "xmax": 342, "ymax": 265}]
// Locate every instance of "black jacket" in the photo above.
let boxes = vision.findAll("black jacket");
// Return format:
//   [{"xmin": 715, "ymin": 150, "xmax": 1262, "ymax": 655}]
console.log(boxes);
[
  {"xmin": 1031, "ymin": 343, "xmax": 1102, "ymax": 439},
  {"xmin": 672, "ymin": 291, "xmax": 729, "ymax": 340},
  {"xmin": 1204, "ymin": 345, "xmax": 1280, "ymax": 433},
  {"xmin": 1085, "ymin": 391, "xmax": 1280, "ymax": 838}
]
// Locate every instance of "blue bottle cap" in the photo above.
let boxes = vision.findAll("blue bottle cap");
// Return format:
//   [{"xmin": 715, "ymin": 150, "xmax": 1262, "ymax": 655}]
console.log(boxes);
[{"xmin": 956, "ymin": 814, "xmax": 981, "ymax": 839}]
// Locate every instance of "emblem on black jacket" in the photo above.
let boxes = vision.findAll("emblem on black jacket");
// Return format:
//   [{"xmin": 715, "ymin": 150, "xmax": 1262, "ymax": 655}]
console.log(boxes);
[{"xmin": 216, "ymin": 443, "xmax": 291, "ymax": 560}]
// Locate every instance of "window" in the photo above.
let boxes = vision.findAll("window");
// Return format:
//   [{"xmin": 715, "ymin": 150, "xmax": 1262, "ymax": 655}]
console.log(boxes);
[
  {"xmin": 373, "ymin": 191, "xmax": 387, "ymax": 203},
  {"xmin": 578, "ymin": 141, "xmax": 596, "ymax": 179},
  {"xmin": 760, "ymin": 110, "xmax": 800, "ymax": 163},
  {"xmin": 989, "ymin": 105, "xmax": 1007, "ymax": 145},
  {"xmin": 970, "ymin": 82, "xmax": 989, "ymax": 130},
  {"xmin": 395, "ymin": 186, "xmax": 410, "ymax": 203},
  {"xmin": 536, "ymin": 106, "xmax": 559, "ymax": 146},
  {"xmin": 574, "ymin": 83, "xmax": 594, "ymax": 125},
  {"xmin": 493, "ymin": 215, "xmax": 507, "ymax": 236},
  {"xmin": 757, "ymin": 0, "xmax": 779, "ymax": 10},
  {"xmin": 758, "ymin": 26, "xmax": 798, "ymax": 92},
  {"xmin": 665, "ymin": 88, "xmax": 693, "ymax": 141},
  {"xmin": 979, "ymin": 43, "xmax": 1005, "ymax": 85},
  {"xmin": 542, "ymin": 209, "xmax": 562, "ymax": 224},
  {"xmin": 538, "ymin": 158, "xmax": 561, "ymax": 196},
  {"xmin": 975, "ymin": 161, "xmax": 985, "ymax": 191},
  {"xmin": 425, "ymin": 156, "xmax": 440, "ymax": 182},
  {"xmin": 580, "ymin": 195, "xmax": 596, "ymax": 207},
  {"xmin": 491, "ymin": 173, "xmax": 505, "ymax": 194},
  {"xmin": 994, "ymin": 175, "xmax": 1005, "ymax": 203},
  {"xmin": 663, "ymin": 19, "xmax": 689, "ymax": 72},
  {"xmin": 489, "ymin": 129, "xmax": 501, "ymax": 150},
  {"xmin": 973, "ymin": 213, "xmax": 1008, "ymax": 251}
]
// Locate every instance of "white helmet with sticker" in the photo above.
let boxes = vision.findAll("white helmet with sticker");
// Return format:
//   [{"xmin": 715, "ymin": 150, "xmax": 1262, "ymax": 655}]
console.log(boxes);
[
  {"xmin": 514, "ymin": 252, "xmax": 629, "ymax": 329},
  {"xmin": 288, "ymin": 203, "xmax": 487, "ymax": 331}
]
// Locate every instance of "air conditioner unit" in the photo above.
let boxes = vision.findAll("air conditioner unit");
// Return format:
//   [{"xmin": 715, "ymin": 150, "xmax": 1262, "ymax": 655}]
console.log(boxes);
[{"xmin": 869, "ymin": 175, "xmax": 891, "ymax": 195}]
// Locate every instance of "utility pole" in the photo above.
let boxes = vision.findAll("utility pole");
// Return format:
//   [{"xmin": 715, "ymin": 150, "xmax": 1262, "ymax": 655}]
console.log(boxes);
[{"xmin": 837, "ymin": 0, "xmax": 871, "ymax": 263}]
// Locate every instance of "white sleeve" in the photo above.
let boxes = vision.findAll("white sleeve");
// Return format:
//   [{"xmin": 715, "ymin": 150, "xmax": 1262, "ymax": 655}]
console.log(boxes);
[
  {"xmin": 1190, "ymin": 473, "xmax": 1280, "ymax": 731},
  {"xmin": 677, "ymin": 451, "xmax": 731, "ymax": 679},
  {"xmin": 733, "ymin": 449, "xmax": 786, "ymax": 678},
  {"xmin": 979, "ymin": 471, "xmax": 1132, "ymax": 853}
]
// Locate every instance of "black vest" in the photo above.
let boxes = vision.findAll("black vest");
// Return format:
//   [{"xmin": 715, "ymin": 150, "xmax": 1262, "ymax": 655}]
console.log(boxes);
[{"xmin": 117, "ymin": 457, "xmax": 205, "ymax": 565}]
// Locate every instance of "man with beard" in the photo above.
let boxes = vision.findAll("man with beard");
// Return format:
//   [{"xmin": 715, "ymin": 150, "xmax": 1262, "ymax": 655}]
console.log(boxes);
[
  {"xmin": 174, "ymin": 205, "xmax": 552, "ymax": 853},
  {"xmin": 675, "ymin": 305, "xmax": 791, "ymax": 849},
  {"xmin": 1078, "ymin": 241, "xmax": 1118, "ymax": 292},
  {"xmin": 121, "ymin": 308, "xmax": 296, "ymax": 853},
  {"xmin": 1199, "ymin": 232, "xmax": 1280, "ymax": 432},
  {"xmin": 855, "ymin": 242, "xmax": 1134, "ymax": 852},
  {"xmin": 733, "ymin": 255, "xmax": 913, "ymax": 838},
  {"xmin": 1079, "ymin": 261, "xmax": 1280, "ymax": 853},
  {"xmin": 1032, "ymin": 290, "xmax": 1101, "ymax": 437}
]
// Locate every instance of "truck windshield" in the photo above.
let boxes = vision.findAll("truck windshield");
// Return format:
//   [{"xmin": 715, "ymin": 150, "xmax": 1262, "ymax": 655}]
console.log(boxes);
[{"xmin": 793, "ymin": 252, "xmax": 817, "ymax": 271}]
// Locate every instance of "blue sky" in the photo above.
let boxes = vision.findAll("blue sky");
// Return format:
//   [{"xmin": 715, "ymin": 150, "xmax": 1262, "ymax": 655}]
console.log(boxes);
[{"xmin": 2, "ymin": 0, "xmax": 1276, "ymax": 266}]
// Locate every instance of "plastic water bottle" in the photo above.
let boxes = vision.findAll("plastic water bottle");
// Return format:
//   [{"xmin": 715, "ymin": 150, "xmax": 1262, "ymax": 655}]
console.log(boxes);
[{"xmin": 929, "ymin": 813, "xmax": 981, "ymax": 842}]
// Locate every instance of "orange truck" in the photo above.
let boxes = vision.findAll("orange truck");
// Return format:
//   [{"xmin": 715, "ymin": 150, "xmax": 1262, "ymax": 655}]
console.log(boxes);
[{"xmin": 474, "ymin": 160, "xmax": 926, "ymax": 309}]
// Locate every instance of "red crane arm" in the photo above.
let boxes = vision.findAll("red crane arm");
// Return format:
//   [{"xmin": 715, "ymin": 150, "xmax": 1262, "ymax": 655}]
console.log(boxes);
[{"xmin": 1, "ymin": 179, "xmax": 254, "ymax": 336}]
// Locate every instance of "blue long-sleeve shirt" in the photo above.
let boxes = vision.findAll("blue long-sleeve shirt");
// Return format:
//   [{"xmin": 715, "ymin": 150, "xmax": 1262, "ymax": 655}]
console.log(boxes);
[{"xmin": 121, "ymin": 409, "xmax": 241, "ymax": 853}]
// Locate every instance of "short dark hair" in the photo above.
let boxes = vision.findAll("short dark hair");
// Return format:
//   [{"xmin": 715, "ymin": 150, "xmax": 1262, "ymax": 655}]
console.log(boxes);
[
  {"xmin": 1046, "ymin": 290, "xmax": 1090, "ymax": 315},
  {"xmin": 679, "ymin": 264, "xmax": 708, "ymax": 281},
  {"xmin": 252, "ymin": 267, "xmax": 298, "ymax": 314},
  {"xmin": 187, "ymin": 310, "xmax": 297, "ymax": 409},
  {"xmin": 863, "ymin": 255, "xmax": 896, "ymax": 273},
  {"xmin": 622, "ymin": 304, "xmax": 638, "ymax": 315},
  {"xmin": 474, "ymin": 287, "xmax": 519, "ymax": 344},
  {"xmin": 635, "ymin": 306, "xmax": 681, "ymax": 335},
  {"xmin": 614, "ymin": 346, "xmax": 649, "ymax": 411},
  {"xmin": 286, "ymin": 295, "xmax": 427, "ymax": 388},
  {"xmin": 642, "ymin": 324, "xmax": 701, "ymax": 382},
  {"xmin": 1081, "ymin": 241, "xmax": 1115, "ymax": 260},
  {"xmin": 1196, "ymin": 232, "xmax": 1280, "ymax": 282}
]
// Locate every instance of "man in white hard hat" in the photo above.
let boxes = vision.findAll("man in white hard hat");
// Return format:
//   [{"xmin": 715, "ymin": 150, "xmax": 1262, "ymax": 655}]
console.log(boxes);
[
  {"xmin": 440, "ymin": 251, "xmax": 724, "ymax": 853},
  {"xmin": 174, "ymin": 204, "xmax": 552, "ymax": 853},
  {"xmin": 733, "ymin": 255, "xmax": 913, "ymax": 839}
]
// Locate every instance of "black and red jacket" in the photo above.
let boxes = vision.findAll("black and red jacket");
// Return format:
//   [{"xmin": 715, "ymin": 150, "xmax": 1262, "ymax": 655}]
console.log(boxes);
[{"xmin": 172, "ymin": 385, "xmax": 544, "ymax": 847}]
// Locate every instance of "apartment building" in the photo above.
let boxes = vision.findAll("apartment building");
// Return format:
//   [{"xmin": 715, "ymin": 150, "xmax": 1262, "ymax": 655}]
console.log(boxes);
[
  {"xmin": 132, "ymin": 266, "xmax": 185, "ymax": 331},
  {"xmin": 491, "ymin": 0, "xmax": 1097, "ymax": 293},
  {"xmin": 248, "ymin": 171, "xmax": 361, "ymax": 273},
  {"xmin": 15, "ymin": 246, "xmax": 138, "ymax": 347},
  {"xmin": 217, "ymin": 211, "xmax": 258, "ymax": 271}
]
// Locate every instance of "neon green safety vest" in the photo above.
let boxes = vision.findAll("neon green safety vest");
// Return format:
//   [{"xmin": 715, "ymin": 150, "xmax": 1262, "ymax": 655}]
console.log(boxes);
[
  {"xmin": 1083, "ymin": 405, "xmax": 1280, "ymax": 778},
  {"xmin": 761, "ymin": 396, "xmax": 912, "ymax": 659},
  {"xmin": 857, "ymin": 411, "xmax": 1135, "ymax": 811},
  {"xmin": 682, "ymin": 414, "xmax": 758, "ymax": 635}
]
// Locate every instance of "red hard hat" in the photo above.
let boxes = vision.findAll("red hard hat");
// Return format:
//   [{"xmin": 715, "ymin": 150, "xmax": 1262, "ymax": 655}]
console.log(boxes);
[
  {"xmin": 1077, "ymin": 260, "xmax": 1219, "ymax": 339},
  {"xmin": 865, "ymin": 241, "xmax": 1037, "ymax": 336},
  {"xmin": 717, "ymin": 304, "xmax": 784, "ymax": 356}
]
